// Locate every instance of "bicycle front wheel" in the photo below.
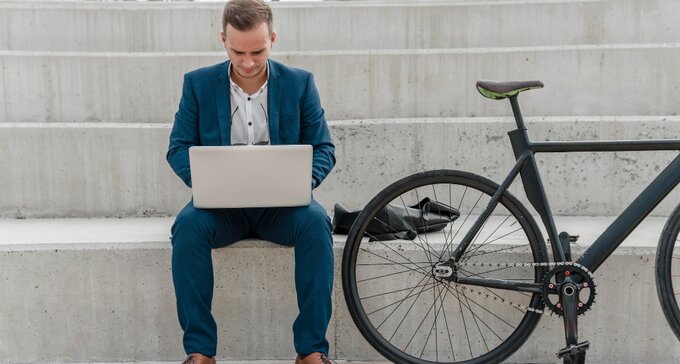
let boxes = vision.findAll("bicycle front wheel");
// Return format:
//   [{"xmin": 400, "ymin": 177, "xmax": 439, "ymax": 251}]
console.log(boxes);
[
  {"xmin": 342, "ymin": 170, "xmax": 548, "ymax": 364},
  {"xmin": 656, "ymin": 203, "xmax": 680, "ymax": 341}
]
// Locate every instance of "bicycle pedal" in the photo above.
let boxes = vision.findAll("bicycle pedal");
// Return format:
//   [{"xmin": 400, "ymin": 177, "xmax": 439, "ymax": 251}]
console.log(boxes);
[{"xmin": 557, "ymin": 341, "xmax": 590, "ymax": 358}]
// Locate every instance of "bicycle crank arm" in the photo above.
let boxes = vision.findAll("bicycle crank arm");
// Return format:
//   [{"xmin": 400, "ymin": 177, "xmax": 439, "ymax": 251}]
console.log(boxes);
[{"xmin": 559, "ymin": 282, "xmax": 590, "ymax": 363}]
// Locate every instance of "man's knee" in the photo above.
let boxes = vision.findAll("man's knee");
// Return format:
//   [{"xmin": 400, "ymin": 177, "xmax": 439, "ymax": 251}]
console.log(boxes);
[
  {"xmin": 295, "ymin": 203, "xmax": 331, "ymax": 233},
  {"xmin": 171, "ymin": 203, "xmax": 219, "ymax": 246}
]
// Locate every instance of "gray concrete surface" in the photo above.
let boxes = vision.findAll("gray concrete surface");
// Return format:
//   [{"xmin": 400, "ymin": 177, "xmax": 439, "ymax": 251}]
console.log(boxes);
[
  {"xmin": 2, "ymin": 116, "xmax": 679, "ymax": 218},
  {"xmin": 1, "ymin": 216, "xmax": 679, "ymax": 363},
  {"xmin": 3, "ymin": 44, "xmax": 680, "ymax": 123},
  {"xmin": 2, "ymin": 0, "xmax": 679, "ymax": 362},
  {"xmin": 1, "ymin": 0, "xmax": 679, "ymax": 52}
]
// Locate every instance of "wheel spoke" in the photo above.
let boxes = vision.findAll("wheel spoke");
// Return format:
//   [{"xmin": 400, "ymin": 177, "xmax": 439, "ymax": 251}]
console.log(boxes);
[
  {"xmin": 358, "ymin": 248, "xmax": 430, "ymax": 279},
  {"xmin": 387, "ymin": 276, "xmax": 435, "ymax": 341},
  {"xmin": 367, "ymin": 214, "xmax": 439, "ymax": 269},
  {"xmin": 367, "ymin": 275, "xmax": 435, "ymax": 318},
  {"xmin": 362, "ymin": 231, "xmax": 432, "ymax": 276},
  {"xmin": 441, "ymin": 191, "xmax": 485, "ymax": 260},
  {"xmin": 357, "ymin": 265, "xmax": 432, "ymax": 284},
  {"xmin": 357, "ymin": 261, "xmax": 432, "ymax": 266},
  {"xmin": 361, "ymin": 282, "xmax": 440, "ymax": 300},
  {"xmin": 436, "ymin": 281, "xmax": 457, "ymax": 361},
  {"xmin": 399, "ymin": 195, "xmax": 440, "ymax": 263},
  {"xmin": 464, "ymin": 231, "xmax": 527, "ymax": 260},
  {"xmin": 462, "ymin": 214, "xmax": 512, "ymax": 261}
]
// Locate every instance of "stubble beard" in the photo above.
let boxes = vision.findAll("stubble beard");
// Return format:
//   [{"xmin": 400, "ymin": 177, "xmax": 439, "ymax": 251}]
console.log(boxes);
[{"xmin": 235, "ymin": 63, "xmax": 266, "ymax": 80}]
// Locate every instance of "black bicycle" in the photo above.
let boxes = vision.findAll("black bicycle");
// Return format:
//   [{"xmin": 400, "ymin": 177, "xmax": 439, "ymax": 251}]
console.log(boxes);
[{"xmin": 341, "ymin": 80, "xmax": 680, "ymax": 364}]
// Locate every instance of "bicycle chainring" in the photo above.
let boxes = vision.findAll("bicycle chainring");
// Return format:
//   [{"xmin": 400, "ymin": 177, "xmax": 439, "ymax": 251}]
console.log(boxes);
[{"xmin": 541, "ymin": 263, "xmax": 596, "ymax": 316}]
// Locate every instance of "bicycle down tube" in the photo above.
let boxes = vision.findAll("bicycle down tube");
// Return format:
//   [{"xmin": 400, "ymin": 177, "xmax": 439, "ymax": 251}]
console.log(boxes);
[{"xmin": 521, "ymin": 138, "xmax": 680, "ymax": 274}]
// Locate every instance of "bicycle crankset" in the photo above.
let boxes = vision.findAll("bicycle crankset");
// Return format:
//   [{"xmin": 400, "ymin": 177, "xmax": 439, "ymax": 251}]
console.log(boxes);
[{"xmin": 541, "ymin": 263, "xmax": 596, "ymax": 316}]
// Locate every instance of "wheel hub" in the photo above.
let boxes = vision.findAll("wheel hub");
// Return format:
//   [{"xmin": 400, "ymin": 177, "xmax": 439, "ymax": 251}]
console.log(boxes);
[
  {"xmin": 432, "ymin": 260, "xmax": 457, "ymax": 280},
  {"xmin": 433, "ymin": 263, "xmax": 453, "ymax": 278}
]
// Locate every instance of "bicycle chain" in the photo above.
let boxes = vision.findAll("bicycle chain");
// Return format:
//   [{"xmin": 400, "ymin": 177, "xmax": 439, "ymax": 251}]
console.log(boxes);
[{"xmin": 448, "ymin": 261, "xmax": 595, "ymax": 316}]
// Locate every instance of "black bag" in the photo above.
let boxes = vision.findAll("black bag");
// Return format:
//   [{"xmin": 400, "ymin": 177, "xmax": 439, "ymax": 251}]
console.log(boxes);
[{"xmin": 332, "ymin": 197, "xmax": 460, "ymax": 241}]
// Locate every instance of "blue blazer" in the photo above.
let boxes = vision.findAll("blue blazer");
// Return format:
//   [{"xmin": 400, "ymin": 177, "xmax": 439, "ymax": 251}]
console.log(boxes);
[{"xmin": 167, "ymin": 59, "xmax": 336, "ymax": 189}]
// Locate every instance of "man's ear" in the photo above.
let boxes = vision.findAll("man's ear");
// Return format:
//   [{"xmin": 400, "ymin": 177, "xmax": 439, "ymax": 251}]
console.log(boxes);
[
  {"xmin": 270, "ymin": 31, "xmax": 277, "ymax": 47},
  {"xmin": 220, "ymin": 31, "xmax": 228, "ymax": 49}
]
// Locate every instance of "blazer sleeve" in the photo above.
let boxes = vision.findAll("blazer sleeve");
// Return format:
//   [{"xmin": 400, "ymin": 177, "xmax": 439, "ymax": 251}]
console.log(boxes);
[
  {"xmin": 300, "ymin": 73, "xmax": 336, "ymax": 189},
  {"xmin": 166, "ymin": 73, "xmax": 199, "ymax": 188}
]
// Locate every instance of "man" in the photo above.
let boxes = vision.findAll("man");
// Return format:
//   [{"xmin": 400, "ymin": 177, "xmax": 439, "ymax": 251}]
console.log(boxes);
[{"xmin": 166, "ymin": 1, "xmax": 336, "ymax": 363}]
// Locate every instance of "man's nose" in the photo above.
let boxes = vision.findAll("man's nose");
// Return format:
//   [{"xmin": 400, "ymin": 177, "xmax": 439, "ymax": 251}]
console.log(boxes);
[{"xmin": 242, "ymin": 58, "xmax": 255, "ymax": 68}]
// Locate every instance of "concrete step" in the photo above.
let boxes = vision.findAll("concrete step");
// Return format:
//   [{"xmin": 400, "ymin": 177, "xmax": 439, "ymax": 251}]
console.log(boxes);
[
  {"xmin": 2, "ymin": 116, "xmax": 679, "ymax": 218},
  {"xmin": 1, "ymin": 0, "xmax": 679, "ymax": 52},
  {"xmin": 2, "ymin": 44, "xmax": 680, "ymax": 123},
  {"xmin": 1, "ymin": 216, "xmax": 679, "ymax": 363}
]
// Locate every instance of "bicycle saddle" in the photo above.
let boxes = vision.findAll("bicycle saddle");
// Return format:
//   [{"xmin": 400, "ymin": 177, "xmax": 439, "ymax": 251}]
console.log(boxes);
[{"xmin": 476, "ymin": 80, "xmax": 544, "ymax": 100}]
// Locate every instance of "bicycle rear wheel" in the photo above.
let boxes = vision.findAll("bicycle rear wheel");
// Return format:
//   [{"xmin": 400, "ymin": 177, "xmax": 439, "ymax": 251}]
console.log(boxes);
[
  {"xmin": 656, "ymin": 203, "xmax": 680, "ymax": 341},
  {"xmin": 342, "ymin": 170, "xmax": 549, "ymax": 364}
]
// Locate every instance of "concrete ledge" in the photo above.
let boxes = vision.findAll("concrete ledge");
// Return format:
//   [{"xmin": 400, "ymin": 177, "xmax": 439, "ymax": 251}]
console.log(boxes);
[
  {"xmin": 1, "ymin": 0, "xmax": 679, "ymax": 52},
  {"xmin": 1, "ymin": 216, "xmax": 679, "ymax": 363},
  {"xmin": 1, "ymin": 116, "xmax": 679, "ymax": 218},
  {"xmin": 3, "ymin": 44, "xmax": 680, "ymax": 123}
]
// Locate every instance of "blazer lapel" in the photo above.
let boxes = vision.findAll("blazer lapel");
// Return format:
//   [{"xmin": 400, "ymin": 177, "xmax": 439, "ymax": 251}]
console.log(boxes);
[
  {"xmin": 215, "ymin": 61, "xmax": 231, "ymax": 145},
  {"xmin": 267, "ymin": 59, "xmax": 281, "ymax": 145}
]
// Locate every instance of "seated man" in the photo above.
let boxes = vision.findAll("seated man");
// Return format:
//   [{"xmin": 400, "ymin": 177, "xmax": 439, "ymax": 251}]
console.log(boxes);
[{"xmin": 166, "ymin": 1, "xmax": 336, "ymax": 363}]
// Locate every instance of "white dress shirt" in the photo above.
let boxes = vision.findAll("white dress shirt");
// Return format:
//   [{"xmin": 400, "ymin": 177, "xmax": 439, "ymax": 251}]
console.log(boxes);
[{"xmin": 229, "ymin": 63, "xmax": 270, "ymax": 145}]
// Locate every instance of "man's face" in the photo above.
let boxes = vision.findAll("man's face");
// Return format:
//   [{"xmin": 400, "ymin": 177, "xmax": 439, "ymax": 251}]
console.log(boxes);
[{"xmin": 221, "ymin": 22, "xmax": 276, "ymax": 80}]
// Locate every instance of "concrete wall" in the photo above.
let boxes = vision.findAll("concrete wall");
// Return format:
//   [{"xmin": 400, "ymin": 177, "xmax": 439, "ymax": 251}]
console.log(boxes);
[
  {"xmin": 2, "ymin": 117, "xmax": 679, "ymax": 218},
  {"xmin": 1, "ymin": 0, "xmax": 679, "ymax": 52},
  {"xmin": 3, "ymin": 44, "xmax": 680, "ymax": 123}
]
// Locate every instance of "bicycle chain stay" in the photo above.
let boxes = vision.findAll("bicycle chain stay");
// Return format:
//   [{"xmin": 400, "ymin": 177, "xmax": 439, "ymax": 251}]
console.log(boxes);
[{"xmin": 448, "ymin": 261, "xmax": 596, "ymax": 316}]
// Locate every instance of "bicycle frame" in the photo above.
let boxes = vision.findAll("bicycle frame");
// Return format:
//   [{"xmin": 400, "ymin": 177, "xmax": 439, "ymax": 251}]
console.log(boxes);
[{"xmin": 451, "ymin": 95, "xmax": 680, "ymax": 292}]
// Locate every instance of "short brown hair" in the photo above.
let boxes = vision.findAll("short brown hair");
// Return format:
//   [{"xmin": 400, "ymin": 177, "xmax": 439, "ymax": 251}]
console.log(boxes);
[{"xmin": 222, "ymin": 0, "xmax": 273, "ymax": 34}]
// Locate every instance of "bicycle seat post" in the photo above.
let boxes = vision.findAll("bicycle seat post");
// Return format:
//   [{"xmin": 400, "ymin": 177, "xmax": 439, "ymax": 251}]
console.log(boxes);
[{"xmin": 509, "ymin": 95, "xmax": 527, "ymax": 130}]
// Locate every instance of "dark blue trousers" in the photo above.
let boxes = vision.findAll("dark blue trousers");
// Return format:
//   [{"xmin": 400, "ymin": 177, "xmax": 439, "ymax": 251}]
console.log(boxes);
[{"xmin": 170, "ymin": 200, "xmax": 334, "ymax": 357}]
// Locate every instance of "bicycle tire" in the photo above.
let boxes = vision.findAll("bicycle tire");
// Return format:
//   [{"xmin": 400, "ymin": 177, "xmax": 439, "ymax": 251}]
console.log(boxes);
[
  {"xmin": 656, "ymin": 203, "xmax": 680, "ymax": 341},
  {"xmin": 342, "ymin": 170, "xmax": 549, "ymax": 364}
]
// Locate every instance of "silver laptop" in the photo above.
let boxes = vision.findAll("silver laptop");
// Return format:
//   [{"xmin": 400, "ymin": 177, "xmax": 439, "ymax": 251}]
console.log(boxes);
[{"xmin": 189, "ymin": 145, "xmax": 313, "ymax": 208}]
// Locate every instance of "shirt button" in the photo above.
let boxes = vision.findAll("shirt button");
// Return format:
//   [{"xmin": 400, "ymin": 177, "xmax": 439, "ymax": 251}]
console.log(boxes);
[
  {"xmin": 247, "ymin": 97, "xmax": 251, "ymax": 101},
  {"xmin": 248, "ymin": 122, "xmax": 252, "ymax": 126}
]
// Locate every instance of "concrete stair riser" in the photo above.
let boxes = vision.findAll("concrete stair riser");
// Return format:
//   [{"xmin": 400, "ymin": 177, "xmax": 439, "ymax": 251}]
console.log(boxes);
[
  {"xmin": 3, "ymin": 45, "xmax": 680, "ymax": 123},
  {"xmin": 1, "ymin": 232, "xmax": 679, "ymax": 363},
  {"xmin": 1, "ymin": 0, "xmax": 679, "ymax": 52},
  {"xmin": 2, "ymin": 1, "xmax": 679, "ymax": 364},
  {"xmin": 2, "ymin": 117, "xmax": 679, "ymax": 218}
]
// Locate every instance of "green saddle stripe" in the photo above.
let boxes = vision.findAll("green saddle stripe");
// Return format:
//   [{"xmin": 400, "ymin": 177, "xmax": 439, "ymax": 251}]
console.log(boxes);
[{"xmin": 476, "ymin": 84, "xmax": 544, "ymax": 100}]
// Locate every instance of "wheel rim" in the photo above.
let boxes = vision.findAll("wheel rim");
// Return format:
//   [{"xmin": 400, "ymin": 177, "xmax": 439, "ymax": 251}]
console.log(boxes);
[
  {"xmin": 656, "ymin": 205, "xmax": 680, "ymax": 342},
  {"xmin": 671, "ymin": 243, "xmax": 680, "ymax": 327},
  {"xmin": 344, "ymin": 172, "xmax": 546, "ymax": 364}
]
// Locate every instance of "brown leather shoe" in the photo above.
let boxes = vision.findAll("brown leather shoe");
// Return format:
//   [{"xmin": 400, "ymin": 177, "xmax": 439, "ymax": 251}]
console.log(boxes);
[
  {"xmin": 295, "ymin": 352, "xmax": 334, "ymax": 364},
  {"xmin": 182, "ymin": 353, "xmax": 216, "ymax": 364}
]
